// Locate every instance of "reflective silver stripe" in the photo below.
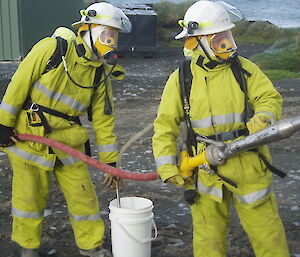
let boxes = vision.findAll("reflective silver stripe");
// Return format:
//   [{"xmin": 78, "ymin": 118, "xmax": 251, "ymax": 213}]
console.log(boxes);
[
  {"xmin": 97, "ymin": 144, "xmax": 118, "ymax": 153},
  {"xmin": 33, "ymin": 81, "xmax": 87, "ymax": 112},
  {"xmin": 69, "ymin": 212, "xmax": 100, "ymax": 222},
  {"xmin": 197, "ymin": 180, "xmax": 223, "ymax": 199},
  {"xmin": 191, "ymin": 112, "xmax": 244, "ymax": 129},
  {"xmin": 234, "ymin": 186, "xmax": 272, "ymax": 204},
  {"xmin": 0, "ymin": 101, "xmax": 18, "ymax": 115},
  {"xmin": 155, "ymin": 155, "xmax": 176, "ymax": 168},
  {"xmin": 12, "ymin": 207, "xmax": 44, "ymax": 219},
  {"xmin": 7, "ymin": 145, "xmax": 55, "ymax": 168},
  {"xmin": 60, "ymin": 156, "xmax": 80, "ymax": 165}
]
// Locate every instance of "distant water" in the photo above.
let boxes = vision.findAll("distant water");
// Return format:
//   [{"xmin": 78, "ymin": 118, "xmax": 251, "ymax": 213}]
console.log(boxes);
[{"xmin": 110, "ymin": 0, "xmax": 300, "ymax": 28}]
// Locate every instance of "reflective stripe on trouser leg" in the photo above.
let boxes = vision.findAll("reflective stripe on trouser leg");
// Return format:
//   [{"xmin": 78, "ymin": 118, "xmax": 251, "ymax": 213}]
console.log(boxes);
[
  {"xmin": 54, "ymin": 161, "xmax": 105, "ymax": 250},
  {"xmin": 190, "ymin": 188, "xmax": 230, "ymax": 257},
  {"xmin": 234, "ymin": 192, "xmax": 290, "ymax": 257},
  {"xmin": 10, "ymin": 159, "xmax": 50, "ymax": 249}
]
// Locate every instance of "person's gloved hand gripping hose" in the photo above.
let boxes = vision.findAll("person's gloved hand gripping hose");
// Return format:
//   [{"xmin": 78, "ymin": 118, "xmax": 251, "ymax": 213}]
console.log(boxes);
[
  {"xmin": 246, "ymin": 113, "xmax": 273, "ymax": 134},
  {"xmin": 167, "ymin": 175, "xmax": 185, "ymax": 187},
  {"xmin": 0, "ymin": 124, "xmax": 19, "ymax": 147},
  {"xmin": 102, "ymin": 162, "xmax": 123, "ymax": 189}
]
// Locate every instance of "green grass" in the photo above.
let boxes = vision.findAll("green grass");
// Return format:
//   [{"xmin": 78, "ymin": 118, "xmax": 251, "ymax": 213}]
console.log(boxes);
[
  {"xmin": 233, "ymin": 21, "xmax": 300, "ymax": 76},
  {"xmin": 232, "ymin": 20, "xmax": 284, "ymax": 44},
  {"xmin": 251, "ymin": 33, "xmax": 300, "ymax": 73},
  {"xmin": 263, "ymin": 70, "xmax": 300, "ymax": 81}
]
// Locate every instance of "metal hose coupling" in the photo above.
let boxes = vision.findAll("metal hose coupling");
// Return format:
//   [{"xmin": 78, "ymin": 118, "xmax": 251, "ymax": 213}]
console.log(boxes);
[{"xmin": 205, "ymin": 143, "xmax": 226, "ymax": 166}]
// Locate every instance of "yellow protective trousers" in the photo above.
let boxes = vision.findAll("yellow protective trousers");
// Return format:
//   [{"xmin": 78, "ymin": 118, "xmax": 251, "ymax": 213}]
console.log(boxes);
[
  {"xmin": 190, "ymin": 188, "xmax": 290, "ymax": 257},
  {"xmin": 10, "ymin": 158, "xmax": 105, "ymax": 250}
]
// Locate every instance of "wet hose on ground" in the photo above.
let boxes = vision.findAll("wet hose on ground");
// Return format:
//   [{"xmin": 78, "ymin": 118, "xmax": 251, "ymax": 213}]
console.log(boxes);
[
  {"xmin": 116, "ymin": 123, "xmax": 154, "ymax": 168},
  {"xmin": 115, "ymin": 123, "xmax": 154, "ymax": 207},
  {"xmin": 17, "ymin": 132, "xmax": 159, "ymax": 181}
]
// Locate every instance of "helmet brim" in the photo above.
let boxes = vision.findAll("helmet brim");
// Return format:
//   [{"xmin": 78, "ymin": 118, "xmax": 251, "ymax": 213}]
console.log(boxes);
[{"xmin": 175, "ymin": 30, "xmax": 188, "ymax": 40}]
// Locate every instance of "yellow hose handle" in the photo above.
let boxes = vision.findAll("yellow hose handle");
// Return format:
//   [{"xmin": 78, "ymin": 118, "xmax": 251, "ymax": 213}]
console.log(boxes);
[{"xmin": 178, "ymin": 150, "xmax": 209, "ymax": 178}]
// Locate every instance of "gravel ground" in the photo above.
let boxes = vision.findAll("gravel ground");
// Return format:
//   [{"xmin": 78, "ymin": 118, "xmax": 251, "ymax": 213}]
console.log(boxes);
[{"xmin": 0, "ymin": 44, "xmax": 299, "ymax": 257}]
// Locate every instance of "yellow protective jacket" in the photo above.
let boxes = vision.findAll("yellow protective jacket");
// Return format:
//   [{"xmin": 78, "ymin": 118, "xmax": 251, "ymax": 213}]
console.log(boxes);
[
  {"xmin": 152, "ymin": 49, "xmax": 283, "ymax": 206},
  {"xmin": 0, "ymin": 36, "xmax": 124, "ymax": 170}
]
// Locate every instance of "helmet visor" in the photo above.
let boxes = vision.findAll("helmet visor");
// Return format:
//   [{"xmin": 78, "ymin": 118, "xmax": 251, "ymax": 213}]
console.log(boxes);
[
  {"xmin": 99, "ymin": 28, "xmax": 119, "ymax": 48},
  {"xmin": 116, "ymin": 8, "xmax": 132, "ymax": 33},
  {"xmin": 210, "ymin": 30, "xmax": 237, "ymax": 54},
  {"xmin": 216, "ymin": 1, "xmax": 244, "ymax": 23}
]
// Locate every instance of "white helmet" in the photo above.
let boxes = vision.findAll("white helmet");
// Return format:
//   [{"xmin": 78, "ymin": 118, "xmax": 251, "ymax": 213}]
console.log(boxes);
[
  {"xmin": 72, "ymin": 2, "xmax": 132, "ymax": 33},
  {"xmin": 175, "ymin": 1, "xmax": 243, "ymax": 39}
]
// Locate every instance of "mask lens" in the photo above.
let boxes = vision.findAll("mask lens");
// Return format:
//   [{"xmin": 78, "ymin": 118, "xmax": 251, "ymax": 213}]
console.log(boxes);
[
  {"xmin": 210, "ymin": 30, "xmax": 237, "ymax": 54},
  {"xmin": 99, "ymin": 28, "xmax": 119, "ymax": 48}
]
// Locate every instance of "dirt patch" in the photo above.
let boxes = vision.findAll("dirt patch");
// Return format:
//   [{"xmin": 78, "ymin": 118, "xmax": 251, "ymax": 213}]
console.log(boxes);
[{"xmin": 0, "ymin": 45, "xmax": 299, "ymax": 257}]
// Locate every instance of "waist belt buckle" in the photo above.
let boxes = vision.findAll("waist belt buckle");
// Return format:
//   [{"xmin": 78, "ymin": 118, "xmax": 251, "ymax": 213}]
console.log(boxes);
[{"xmin": 29, "ymin": 103, "xmax": 39, "ymax": 112}]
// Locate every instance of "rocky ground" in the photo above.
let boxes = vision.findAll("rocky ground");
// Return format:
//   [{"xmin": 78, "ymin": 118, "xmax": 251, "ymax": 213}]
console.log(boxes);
[{"xmin": 0, "ymin": 44, "xmax": 299, "ymax": 257}]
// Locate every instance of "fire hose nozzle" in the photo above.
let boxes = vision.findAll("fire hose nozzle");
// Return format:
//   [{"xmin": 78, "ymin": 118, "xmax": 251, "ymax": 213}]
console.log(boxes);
[
  {"xmin": 178, "ymin": 150, "xmax": 210, "ymax": 177},
  {"xmin": 206, "ymin": 116, "xmax": 300, "ymax": 165}
]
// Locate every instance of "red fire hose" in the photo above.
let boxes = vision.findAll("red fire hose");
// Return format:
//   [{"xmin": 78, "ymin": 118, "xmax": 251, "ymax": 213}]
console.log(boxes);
[{"xmin": 17, "ymin": 134, "xmax": 159, "ymax": 181}]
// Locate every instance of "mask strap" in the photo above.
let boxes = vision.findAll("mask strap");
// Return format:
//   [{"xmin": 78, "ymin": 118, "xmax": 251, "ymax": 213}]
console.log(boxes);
[
  {"xmin": 195, "ymin": 36, "xmax": 223, "ymax": 67},
  {"xmin": 196, "ymin": 36, "xmax": 213, "ymax": 61},
  {"xmin": 88, "ymin": 24, "xmax": 100, "ymax": 58}
]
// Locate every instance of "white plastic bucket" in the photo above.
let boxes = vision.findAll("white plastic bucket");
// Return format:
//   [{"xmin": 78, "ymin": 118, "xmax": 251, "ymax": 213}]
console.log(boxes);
[{"xmin": 109, "ymin": 197, "xmax": 157, "ymax": 257}]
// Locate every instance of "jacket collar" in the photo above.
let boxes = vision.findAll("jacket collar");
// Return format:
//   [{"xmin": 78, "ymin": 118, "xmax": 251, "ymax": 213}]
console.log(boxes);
[{"xmin": 192, "ymin": 48, "xmax": 230, "ymax": 71}]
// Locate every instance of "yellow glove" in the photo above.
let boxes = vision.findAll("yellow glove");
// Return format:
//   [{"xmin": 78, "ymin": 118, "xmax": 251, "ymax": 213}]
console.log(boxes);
[
  {"xmin": 167, "ymin": 175, "xmax": 185, "ymax": 187},
  {"xmin": 246, "ymin": 113, "xmax": 273, "ymax": 134}
]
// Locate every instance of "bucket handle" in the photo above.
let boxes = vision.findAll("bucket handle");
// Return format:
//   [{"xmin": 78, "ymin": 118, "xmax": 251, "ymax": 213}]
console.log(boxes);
[{"xmin": 116, "ymin": 219, "xmax": 158, "ymax": 244}]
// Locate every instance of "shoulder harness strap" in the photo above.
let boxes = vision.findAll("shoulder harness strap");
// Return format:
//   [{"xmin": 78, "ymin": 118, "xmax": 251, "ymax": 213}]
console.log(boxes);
[
  {"xmin": 179, "ymin": 59, "xmax": 201, "ymax": 203},
  {"xmin": 229, "ymin": 54, "xmax": 253, "ymax": 122},
  {"xmin": 179, "ymin": 59, "xmax": 196, "ymax": 156},
  {"xmin": 43, "ymin": 37, "xmax": 68, "ymax": 74},
  {"xmin": 87, "ymin": 65, "xmax": 105, "ymax": 121}
]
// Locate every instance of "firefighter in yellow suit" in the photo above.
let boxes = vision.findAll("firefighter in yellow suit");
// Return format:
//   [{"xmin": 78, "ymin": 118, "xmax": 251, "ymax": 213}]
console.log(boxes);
[
  {"xmin": 0, "ymin": 3, "xmax": 131, "ymax": 257},
  {"xmin": 152, "ymin": 1, "xmax": 290, "ymax": 257}
]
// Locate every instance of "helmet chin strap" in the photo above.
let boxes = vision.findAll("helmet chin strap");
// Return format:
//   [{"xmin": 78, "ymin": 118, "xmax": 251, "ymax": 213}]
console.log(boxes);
[
  {"xmin": 198, "ymin": 36, "xmax": 215, "ymax": 58},
  {"xmin": 82, "ymin": 30, "xmax": 101, "ymax": 60},
  {"xmin": 196, "ymin": 36, "xmax": 227, "ymax": 65},
  {"xmin": 88, "ymin": 24, "xmax": 101, "ymax": 59}
]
